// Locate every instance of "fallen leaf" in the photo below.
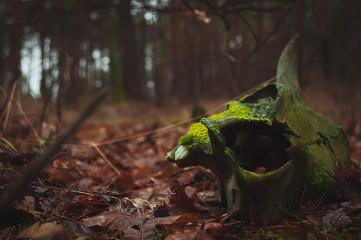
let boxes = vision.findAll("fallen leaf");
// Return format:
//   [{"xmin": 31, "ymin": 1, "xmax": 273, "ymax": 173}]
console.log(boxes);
[
  {"xmin": 204, "ymin": 222, "xmax": 225, "ymax": 237},
  {"xmin": 112, "ymin": 172, "xmax": 137, "ymax": 190},
  {"xmin": 305, "ymin": 215, "xmax": 322, "ymax": 226},
  {"xmin": 49, "ymin": 172, "xmax": 74, "ymax": 185},
  {"xmin": 165, "ymin": 225, "xmax": 216, "ymax": 240},
  {"xmin": 17, "ymin": 222, "xmax": 66, "ymax": 240},
  {"xmin": 84, "ymin": 212, "xmax": 198, "ymax": 239},
  {"xmin": 322, "ymin": 210, "xmax": 352, "ymax": 226},
  {"xmin": 83, "ymin": 213, "xmax": 146, "ymax": 231}
]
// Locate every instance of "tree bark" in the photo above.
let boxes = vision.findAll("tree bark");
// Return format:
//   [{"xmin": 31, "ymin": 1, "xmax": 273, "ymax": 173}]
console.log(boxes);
[
  {"xmin": 8, "ymin": 0, "xmax": 22, "ymax": 89},
  {"xmin": 170, "ymin": 2, "xmax": 183, "ymax": 100},
  {"xmin": 118, "ymin": 0, "xmax": 139, "ymax": 101},
  {"xmin": 317, "ymin": 0, "xmax": 329, "ymax": 75}
]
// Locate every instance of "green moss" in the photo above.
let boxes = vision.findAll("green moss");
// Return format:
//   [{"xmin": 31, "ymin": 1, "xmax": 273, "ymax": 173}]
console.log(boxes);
[
  {"xmin": 181, "ymin": 103, "xmax": 273, "ymax": 148},
  {"xmin": 179, "ymin": 133, "xmax": 195, "ymax": 146},
  {"xmin": 307, "ymin": 232, "xmax": 317, "ymax": 240},
  {"xmin": 308, "ymin": 170, "xmax": 336, "ymax": 198},
  {"xmin": 210, "ymin": 103, "xmax": 251, "ymax": 120},
  {"xmin": 155, "ymin": 229, "xmax": 169, "ymax": 240},
  {"xmin": 179, "ymin": 123, "xmax": 209, "ymax": 147}
]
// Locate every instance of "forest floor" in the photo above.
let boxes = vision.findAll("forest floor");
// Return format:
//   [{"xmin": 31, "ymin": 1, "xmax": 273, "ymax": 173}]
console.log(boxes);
[{"xmin": 1, "ymin": 82, "xmax": 361, "ymax": 239}]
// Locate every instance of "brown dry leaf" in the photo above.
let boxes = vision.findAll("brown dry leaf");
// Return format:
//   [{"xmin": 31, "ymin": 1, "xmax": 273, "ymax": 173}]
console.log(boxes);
[
  {"xmin": 83, "ymin": 213, "xmax": 146, "ymax": 231},
  {"xmin": 170, "ymin": 182, "xmax": 211, "ymax": 213},
  {"xmin": 84, "ymin": 212, "xmax": 198, "ymax": 239},
  {"xmin": 112, "ymin": 172, "xmax": 137, "ymax": 191},
  {"xmin": 154, "ymin": 161, "xmax": 182, "ymax": 178},
  {"xmin": 66, "ymin": 144, "xmax": 97, "ymax": 159},
  {"xmin": 161, "ymin": 213, "xmax": 198, "ymax": 226},
  {"xmin": 165, "ymin": 225, "xmax": 216, "ymax": 240},
  {"xmin": 76, "ymin": 124, "xmax": 116, "ymax": 143},
  {"xmin": 322, "ymin": 210, "xmax": 352, "ymax": 226},
  {"xmin": 305, "ymin": 215, "xmax": 322, "ymax": 226},
  {"xmin": 109, "ymin": 197, "xmax": 158, "ymax": 216},
  {"xmin": 49, "ymin": 172, "xmax": 75, "ymax": 185},
  {"xmin": 87, "ymin": 158, "xmax": 122, "ymax": 182},
  {"xmin": 172, "ymin": 167, "xmax": 201, "ymax": 186},
  {"xmin": 170, "ymin": 182, "xmax": 199, "ymax": 212},
  {"xmin": 131, "ymin": 166, "xmax": 152, "ymax": 180},
  {"xmin": 204, "ymin": 222, "xmax": 226, "ymax": 237},
  {"xmin": 17, "ymin": 222, "xmax": 66, "ymax": 240},
  {"xmin": 197, "ymin": 189, "xmax": 221, "ymax": 205},
  {"xmin": 142, "ymin": 214, "xmax": 199, "ymax": 239}
]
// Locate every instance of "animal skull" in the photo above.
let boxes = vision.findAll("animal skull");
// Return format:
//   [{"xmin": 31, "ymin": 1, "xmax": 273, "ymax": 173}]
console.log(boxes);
[{"xmin": 166, "ymin": 36, "xmax": 351, "ymax": 219}]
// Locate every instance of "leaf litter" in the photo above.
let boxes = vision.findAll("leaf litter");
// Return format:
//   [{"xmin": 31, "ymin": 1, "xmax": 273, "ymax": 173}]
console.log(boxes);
[{"xmin": 0, "ymin": 111, "xmax": 361, "ymax": 239}]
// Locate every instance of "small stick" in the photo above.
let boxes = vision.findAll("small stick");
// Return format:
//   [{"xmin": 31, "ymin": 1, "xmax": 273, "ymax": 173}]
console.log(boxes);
[
  {"xmin": 1, "ymin": 137, "xmax": 18, "ymax": 153},
  {"xmin": 273, "ymin": 202, "xmax": 306, "ymax": 223},
  {"xmin": 92, "ymin": 142, "xmax": 122, "ymax": 176},
  {"xmin": 3, "ymin": 79, "xmax": 20, "ymax": 130},
  {"xmin": 0, "ymin": 88, "xmax": 109, "ymax": 215}
]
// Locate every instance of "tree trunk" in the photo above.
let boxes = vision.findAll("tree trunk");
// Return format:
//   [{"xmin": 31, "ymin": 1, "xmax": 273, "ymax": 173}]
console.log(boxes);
[
  {"xmin": 137, "ymin": 19, "xmax": 147, "ymax": 101},
  {"xmin": 317, "ymin": 0, "xmax": 329, "ymax": 75},
  {"xmin": 8, "ymin": 0, "xmax": 22, "ymax": 89},
  {"xmin": 118, "ymin": 0, "xmax": 138, "ymax": 101},
  {"xmin": 39, "ymin": 5, "xmax": 47, "ymax": 100},
  {"xmin": 99, "ymin": 10, "xmax": 108, "ymax": 88},
  {"xmin": 184, "ymin": 15, "xmax": 197, "ymax": 103},
  {"xmin": 170, "ymin": 3, "xmax": 183, "ymax": 100}
]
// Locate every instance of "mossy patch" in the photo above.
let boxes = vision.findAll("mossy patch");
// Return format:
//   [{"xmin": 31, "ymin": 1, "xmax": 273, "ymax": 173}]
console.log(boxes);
[
  {"xmin": 212, "ymin": 102, "xmax": 251, "ymax": 120},
  {"xmin": 179, "ymin": 123, "xmax": 208, "ymax": 147},
  {"xmin": 181, "ymin": 104, "xmax": 272, "ymax": 148},
  {"xmin": 308, "ymin": 170, "xmax": 337, "ymax": 199}
]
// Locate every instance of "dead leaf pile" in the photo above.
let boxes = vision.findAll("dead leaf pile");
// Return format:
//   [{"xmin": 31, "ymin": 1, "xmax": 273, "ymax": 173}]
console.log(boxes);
[{"xmin": 0, "ymin": 120, "xmax": 361, "ymax": 239}]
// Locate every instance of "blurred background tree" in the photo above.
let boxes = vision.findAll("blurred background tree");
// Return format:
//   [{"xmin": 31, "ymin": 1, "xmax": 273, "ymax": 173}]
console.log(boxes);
[{"xmin": 0, "ymin": 0, "xmax": 360, "ymax": 113}]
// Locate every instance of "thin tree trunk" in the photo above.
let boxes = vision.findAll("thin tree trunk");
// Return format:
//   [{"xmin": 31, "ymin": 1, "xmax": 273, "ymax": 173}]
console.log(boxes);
[
  {"xmin": 137, "ymin": 19, "xmax": 147, "ymax": 101},
  {"xmin": 38, "ymin": 0, "xmax": 51, "ymax": 136},
  {"xmin": 99, "ymin": 10, "xmax": 108, "ymax": 88},
  {"xmin": 118, "ymin": 0, "xmax": 138, "ymax": 100},
  {"xmin": 184, "ymin": 15, "xmax": 196, "ymax": 103},
  {"xmin": 8, "ymin": 0, "xmax": 22, "ymax": 90},
  {"xmin": 317, "ymin": 0, "xmax": 329, "ymax": 75},
  {"xmin": 171, "ymin": 3, "xmax": 182, "ymax": 100}
]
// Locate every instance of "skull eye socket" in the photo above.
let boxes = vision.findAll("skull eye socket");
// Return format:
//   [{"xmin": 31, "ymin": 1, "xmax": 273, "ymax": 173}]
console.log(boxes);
[
  {"xmin": 222, "ymin": 123, "xmax": 291, "ymax": 173},
  {"xmin": 241, "ymin": 84, "xmax": 278, "ymax": 104}
]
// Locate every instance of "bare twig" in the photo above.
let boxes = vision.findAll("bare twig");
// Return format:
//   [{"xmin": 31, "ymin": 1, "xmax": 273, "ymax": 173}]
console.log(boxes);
[
  {"xmin": 92, "ymin": 142, "xmax": 122, "ymax": 176},
  {"xmin": 236, "ymin": 12, "xmax": 259, "ymax": 45},
  {"xmin": 0, "ymin": 87, "xmax": 8, "ymax": 118},
  {"xmin": 15, "ymin": 100, "xmax": 45, "ymax": 152},
  {"xmin": 240, "ymin": 4, "xmax": 292, "ymax": 63},
  {"xmin": 0, "ymin": 230, "xmax": 19, "ymax": 239},
  {"xmin": 1, "ymin": 137, "xmax": 18, "ymax": 153},
  {"xmin": 273, "ymin": 202, "xmax": 306, "ymax": 222},
  {"xmin": 2, "ymin": 79, "xmax": 20, "ymax": 130},
  {"xmin": 0, "ymin": 88, "xmax": 109, "ymax": 215},
  {"xmin": 138, "ymin": 218, "xmax": 148, "ymax": 240}
]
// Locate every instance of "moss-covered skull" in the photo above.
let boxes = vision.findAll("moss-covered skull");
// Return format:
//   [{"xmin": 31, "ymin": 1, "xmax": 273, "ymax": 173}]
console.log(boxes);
[{"xmin": 166, "ymin": 36, "xmax": 351, "ymax": 219}]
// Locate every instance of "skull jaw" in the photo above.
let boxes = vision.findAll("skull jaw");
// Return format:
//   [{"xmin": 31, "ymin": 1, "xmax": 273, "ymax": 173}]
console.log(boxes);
[
  {"xmin": 167, "ymin": 144, "xmax": 296, "ymax": 220},
  {"xmin": 222, "ymin": 159, "xmax": 295, "ymax": 220}
]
